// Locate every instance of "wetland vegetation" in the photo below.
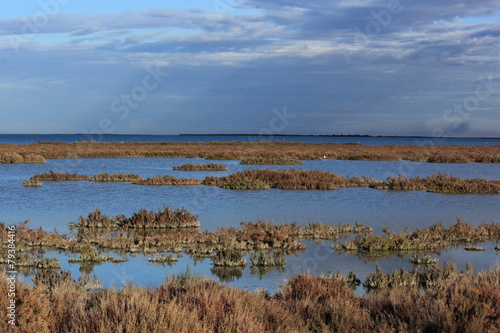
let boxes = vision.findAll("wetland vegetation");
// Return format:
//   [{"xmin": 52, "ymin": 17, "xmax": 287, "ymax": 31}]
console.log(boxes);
[
  {"xmin": 29, "ymin": 169, "xmax": 500, "ymax": 193},
  {"xmin": 0, "ymin": 265, "xmax": 498, "ymax": 333},
  {"xmin": 1, "ymin": 141, "xmax": 499, "ymax": 163}
]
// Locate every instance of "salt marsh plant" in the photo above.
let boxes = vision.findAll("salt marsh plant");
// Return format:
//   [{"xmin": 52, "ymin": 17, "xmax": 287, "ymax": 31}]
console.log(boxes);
[
  {"xmin": 133, "ymin": 174, "xmax": 202, "ymax": 185},
  {"xmin": 74, "ymin": 206, "xmax": 200, "ymax": 229},
  {"xmin": 172, "ymin": 163, "xmax": 228, "ymax": 171},
  {"xmin": 249, "ymin": 250, "xmax": 286, "ymax": 267},
  {"xmin": 410, "ymin": 254, "xmax": 439, "ymax": 265},
  {"xmin": 3, "ymin": 141, "xmax": 500, "ymax": 162},
  {"xmin": 1, "ymin": 266, "xmax": 498, "ymax": 333},
  {"xmin": 211, "ymin": 248, "xmax": 247, "ymax": 267},
  {"xmin": 23, "ymin": 179, "xmax": 42, "ymax": 187},
  {"xmin": 0, "ymin": 152, "xmax": 45, "ymax": 164},
  {"xmin": 240, "ymin": 156, "xmax": 304, "ymax": 165}
]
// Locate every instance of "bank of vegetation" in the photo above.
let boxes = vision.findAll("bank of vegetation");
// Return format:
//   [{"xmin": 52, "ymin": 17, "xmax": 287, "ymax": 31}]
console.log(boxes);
[{"xmin": 2, "ymin": 141, "xmax": 499, "ymax": 163}]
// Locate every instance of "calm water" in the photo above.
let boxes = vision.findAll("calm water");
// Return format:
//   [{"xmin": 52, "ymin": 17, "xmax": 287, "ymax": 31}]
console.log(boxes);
[
  {"xmin": 1, "ymin": 155, "xmax": 499, "ymax": 292},
  {"xmin": 1, "ymin": 133, "xmax": 500, "ymax": 145}
]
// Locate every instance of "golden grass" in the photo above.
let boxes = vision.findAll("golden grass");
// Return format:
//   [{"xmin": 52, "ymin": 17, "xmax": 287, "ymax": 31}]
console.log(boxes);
[
  {"xmin": 240, "ymin": 156, "xmax": 304, "ymax": 165},
  {"xmin": 2, "ymin": 141, "xmax": 499, "ymax": 162}
]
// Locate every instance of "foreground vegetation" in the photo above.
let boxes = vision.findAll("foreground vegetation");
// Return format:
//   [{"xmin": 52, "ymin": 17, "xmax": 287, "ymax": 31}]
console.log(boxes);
[
  {"xmin": 1, "ymin": 265, "xmax": 498, "ymax": 332},
  {"xmin": 30, "ymin": 169, "xmax": 500, "ymax": 193},
  {"xmin": 2, "ymin": 141, "xmax": 499, "ymax": 162}
]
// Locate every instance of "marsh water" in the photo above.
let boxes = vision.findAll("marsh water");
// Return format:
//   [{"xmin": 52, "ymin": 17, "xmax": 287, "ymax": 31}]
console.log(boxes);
[{"xmin": 1, "ymin": 136, "xmax": 499, "ymax": 293}]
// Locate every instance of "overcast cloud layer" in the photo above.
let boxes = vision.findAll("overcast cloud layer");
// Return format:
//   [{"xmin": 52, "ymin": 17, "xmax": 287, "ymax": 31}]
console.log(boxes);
[{"xmin": 0, "ymin": 0, "xmax": 499, "ymax": 136}]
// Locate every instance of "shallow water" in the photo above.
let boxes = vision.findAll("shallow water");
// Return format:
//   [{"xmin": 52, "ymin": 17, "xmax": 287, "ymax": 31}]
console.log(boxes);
[{"xmin": 1, "ymin": 157, "xmax": 499, "ymax": 292}]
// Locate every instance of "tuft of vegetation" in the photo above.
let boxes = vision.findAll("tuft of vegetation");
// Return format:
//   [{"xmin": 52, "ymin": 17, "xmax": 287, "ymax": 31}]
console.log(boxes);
[
  {"xmin": 211, "ymin": 249, "xmax": 247, "ymax": 267},
  {"xmin": 335, "ymin": 219, "xmax": 500, "ymax": 253},
  {"xmin": 172, "ymin": 163, "xmax": 228, "ymax": 171},
  {"xmin": 74, "ymin": 206, "xmax": 200, "ymax": 229},
  {"xmin": 133, "ymin": 174, "xmax": 202, "ymax": 186},
  {"xmin": 240, "ymin": 156, "xmax": 304, "ymax": 165},
  {"xmin": 464, "ymin": 246, "xmax": 486, "ymax": 251},
  {"xmin": 23, "ymin": 179, "xmax": 42, "ymax": 187},
  {"xmin": 249, "ymin": 251, "xmax": 286, "ymax": 267},
  {"xmin": 410, "ymin": 254, "xmax": 439, "ymax": 265},
  {"xmin": 0, "ymin": 152, "xmax": 46, "ymax": 164},
  {"xmin": 89, "ymin": 172, "xmax": 143, "ymax": 182}
]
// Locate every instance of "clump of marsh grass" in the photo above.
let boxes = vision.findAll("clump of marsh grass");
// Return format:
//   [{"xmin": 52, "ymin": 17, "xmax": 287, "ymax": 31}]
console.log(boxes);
[
  {"xmin": 240, "ymin": 156, "xmax": 304, "ymax": 165},
  {"xmin": 0, "ymin": 152, "xmax": 46, "ymax": 164},
  {"xmin": 133, "ymin": 174, "xmax": 203, "ymax": 186},
  {"xmin": 31, "ymin": 170, "xmax": 90, "ymax": 181},
  {"xmin": 89, "ymin": 172, "xmax": 143, "ymax": 182},
  {"xmin": 464, "ymin": 246, "xmax": 486, "ymax": 251},
  {"xmin": 68, "ymin": 244, "xmax": 126, "ymax": 263},
  {"xmin": 249, "ymin": 250, "xmax": 286, "ymax": 267},
  {"xmin": 23, "ymin": 179, "xmax": 42, "ymax": 187},
  {"xmin": 172, "ymin": 163, "xmax": 228, "ymax": 171},
  {"xmin": 335, "ymin": 219, "xmax": 500, "ymax": 253},
  {"xmin": 73, "ymin": 206, "xmax": 200, "ymax": 229},
  {"xmin": 147, "ymin": 253, "xmax": 179, "ymax": 265},
  {"xmin": 410, "ymin": 254, "xmax": 439, "ymax": 265},
  {"xmin": 211, "ymin": 248, "xmax": 247, "ymax": 267}
]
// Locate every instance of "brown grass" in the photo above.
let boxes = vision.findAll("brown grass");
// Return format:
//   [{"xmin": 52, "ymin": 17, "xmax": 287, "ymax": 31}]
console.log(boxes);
[
  {"xmin": 1, "ymin": 265, "xmax": 498, "ymax": 333},
  {"xmin": 2, "ymin": 141, "xmax": 499, "ymax": 162},
  {"xmin": 172, "ymin": 163, "xmax": 229, "ymax": 171}
]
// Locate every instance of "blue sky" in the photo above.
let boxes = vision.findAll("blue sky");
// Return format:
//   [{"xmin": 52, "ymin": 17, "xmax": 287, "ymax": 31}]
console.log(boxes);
[{"xmin": 0, "ymin": 0, "xmax": 499, "ymax": 136}]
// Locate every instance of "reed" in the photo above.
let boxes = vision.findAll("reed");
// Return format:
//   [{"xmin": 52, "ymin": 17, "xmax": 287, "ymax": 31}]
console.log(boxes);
[
  {"xmin": 211, "ymin": 248, "xmax": 248, "ymax": 267},
  {"xmin": 172, "ymin": 163, "xmax": 228, "ymax": 171},
  {"xmin": 2, "ymin": 141, "xmax": 499, "ymax": 163},
  {"xmin": 410, "ymin": 254, "xmax": 439, "ymax": 265},
  {"xmin": 31, "ymin": 170, "xmax": 90, "ymax": 181},
  {"xmin": 240, "ymin": 156, "xmax": 304, "ymax": 165}
]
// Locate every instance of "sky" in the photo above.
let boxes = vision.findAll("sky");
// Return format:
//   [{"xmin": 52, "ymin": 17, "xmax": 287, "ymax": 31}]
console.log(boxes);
[{"xmin": 0, "ymin": 1, "xmax": 499, "ymax": 137}]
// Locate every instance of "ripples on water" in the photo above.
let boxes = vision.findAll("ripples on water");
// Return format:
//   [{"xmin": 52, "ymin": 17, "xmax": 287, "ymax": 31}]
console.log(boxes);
[{"xmin": 1, "ymin": 156, "xmax": 499, "ymax": 292}]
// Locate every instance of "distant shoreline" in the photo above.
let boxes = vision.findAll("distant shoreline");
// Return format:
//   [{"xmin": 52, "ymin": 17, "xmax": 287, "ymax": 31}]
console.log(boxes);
[
  {"xmin": 180, "ymin": 134, "xmax": 500, "ymax": 139},
  {"xmin": 0, "ymin": 134, "xmax": 498, "ymax": 139}
]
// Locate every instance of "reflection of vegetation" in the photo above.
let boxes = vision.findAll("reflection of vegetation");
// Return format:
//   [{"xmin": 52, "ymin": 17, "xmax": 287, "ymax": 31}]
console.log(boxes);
[
  {"xmin": 210, "ymin": 266, "xmax": 243, "ymax": 283},
  {"xmin": 250, "ymin": 265, "xmax": 285, "ymax": 280}
]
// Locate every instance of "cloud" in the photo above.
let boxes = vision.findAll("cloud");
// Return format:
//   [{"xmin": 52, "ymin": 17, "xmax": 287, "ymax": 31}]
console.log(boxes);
[{"xmin": 0, "ymin": 1, "xmax": 499, "ymax": 136}]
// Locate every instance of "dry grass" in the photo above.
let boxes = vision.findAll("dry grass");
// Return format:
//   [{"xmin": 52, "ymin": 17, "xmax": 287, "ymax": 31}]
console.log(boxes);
[
  {"xmin": 1, "ymin": 265, "xmax": 497, "ymax": 333},
  {"xmin": 172, "ymin": 163, "xmax": 228, "ymax": 171},
  {"xmin": 2, "ymin": 141, "xmax": 499, "ymax": 162}
]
